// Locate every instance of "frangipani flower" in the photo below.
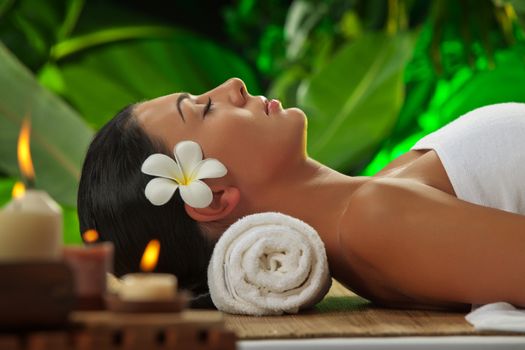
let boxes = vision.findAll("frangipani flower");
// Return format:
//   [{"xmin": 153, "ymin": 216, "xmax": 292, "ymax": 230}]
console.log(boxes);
[{"xmin": 141, "ymin": 140, "xmax": 227, "ymax": 208}]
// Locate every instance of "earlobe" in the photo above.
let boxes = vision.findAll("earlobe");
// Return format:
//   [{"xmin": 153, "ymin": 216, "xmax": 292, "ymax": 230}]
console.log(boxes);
[{"xmin": 184, "ymin": 186, "xmax": 240, "ymax": 222}]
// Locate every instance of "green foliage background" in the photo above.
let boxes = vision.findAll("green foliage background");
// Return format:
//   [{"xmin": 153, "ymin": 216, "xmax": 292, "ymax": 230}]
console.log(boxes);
[{"xmin": 1, "ymin": 0, "xmax": 524, "ymax": 244}]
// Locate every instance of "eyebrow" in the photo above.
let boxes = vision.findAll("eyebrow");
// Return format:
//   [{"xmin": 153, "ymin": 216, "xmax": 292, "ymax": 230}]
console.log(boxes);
[{"xmin": 176, "ymin": 93, "xmax": 190, "ymax": 122}]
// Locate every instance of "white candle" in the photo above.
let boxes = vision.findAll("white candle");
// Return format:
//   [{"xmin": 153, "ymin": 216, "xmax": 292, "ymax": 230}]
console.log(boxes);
[
  {"xmin": 0, "ymin": 189, "xmax": 62, "ymax": 261},
  {"xmin": 118, "ymin": 273, "xmax": 177, "ymax": 301}
]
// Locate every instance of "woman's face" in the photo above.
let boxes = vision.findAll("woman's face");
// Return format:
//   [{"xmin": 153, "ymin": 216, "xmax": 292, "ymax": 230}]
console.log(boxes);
[{"xmin": 135, "ymin": 78, "xmax": 308, "ymax": 190}]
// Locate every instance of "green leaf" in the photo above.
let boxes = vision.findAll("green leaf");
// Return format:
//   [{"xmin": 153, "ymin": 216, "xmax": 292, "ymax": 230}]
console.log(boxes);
[
  {"xmin": 284, "ymin": 0, "xmax": 328, "ymax": 60},
  {"xmin": 298, "ymin": 32, "xmax": 413, "ymax": 171},
  {"xmin": 266, "ymin": 66, "xmax": 307, "ymax": 108},
  {"xmin": 50, "ymin": 25, "xmax": 178, "ymax": 60},
  {"xmin": 415, "ymin": 47, "xmax": 525, "ymax": 136},
  {"xmin": 0, "ymin": 0, "xmax": 69, "ymax": 70},
  {"xmin": 0, "ymin": 42, "xmax": 94, "ymax": 206},
  {"xmin": 46, "ymin": 30, "xmax": 261, "ymax": 128},
  {"xmin": 63, "ymin": 205, "xmax": 81, "ymax": 245},
  {"xmin": 0, "ymin": 0, "xmax": 15, "ymax": 18},
  {"xmin": 0, "ymin": 176, "xmax": 15, "ymax": 207},
  {"xmin": 362, "ymin": 44, "xmax": 525, "ymax": 176},
  {"xmin": 507, "ymin": 0, "xmax": 525, "ymax": 34},
  {"xmin": 56, "ymin": 0, "xmax": 84, "ymax": 41}
]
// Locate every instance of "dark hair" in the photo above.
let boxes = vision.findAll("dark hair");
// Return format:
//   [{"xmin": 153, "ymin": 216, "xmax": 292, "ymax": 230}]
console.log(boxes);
[{"xmin": 77, "ymin": 104, "xmax": 215, "ymax": 306}]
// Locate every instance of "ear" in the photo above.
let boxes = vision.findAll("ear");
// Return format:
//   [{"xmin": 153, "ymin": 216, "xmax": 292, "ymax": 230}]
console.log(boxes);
[{"xmin": 184, "ymin": 186, "xmax": 241, "ymax": 222}]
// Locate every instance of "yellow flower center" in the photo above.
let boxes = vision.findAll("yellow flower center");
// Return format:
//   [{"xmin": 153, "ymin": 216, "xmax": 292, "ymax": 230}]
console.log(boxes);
[{"xmin": 176, "ymin": 174, "xmax": 193, "ymax": 186}]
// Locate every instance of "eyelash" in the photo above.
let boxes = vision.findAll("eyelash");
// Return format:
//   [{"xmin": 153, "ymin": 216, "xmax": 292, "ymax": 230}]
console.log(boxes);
[{"xmin": 203, "ymin": 97, "xmax": 213, "ymax": 118}]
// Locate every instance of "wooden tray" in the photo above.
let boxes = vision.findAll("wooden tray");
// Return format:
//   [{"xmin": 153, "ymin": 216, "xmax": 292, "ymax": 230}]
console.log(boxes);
[
  {"xmin": 0, "ymin": 310, "xmax": 236, "ymax": 349},
  {"xmin": 0, "ymin": 262, "xmax": 74, "ymax": 330}
]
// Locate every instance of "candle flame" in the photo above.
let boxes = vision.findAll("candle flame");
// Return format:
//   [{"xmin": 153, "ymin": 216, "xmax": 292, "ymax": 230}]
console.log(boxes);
[
  {"xmin": 12, "ymin": 181, "xmax": 26, "ymax": 199},
  {"xmin": 140, "ymin": 239, "xmax": 160, "ymax": 272},
  {"xmin": 82, "ymin": 229, "xmax": 99, "ymax": 243},
  {"xmin": 17, "ymin": 119, "xmax": 35, "ymax": 183}
]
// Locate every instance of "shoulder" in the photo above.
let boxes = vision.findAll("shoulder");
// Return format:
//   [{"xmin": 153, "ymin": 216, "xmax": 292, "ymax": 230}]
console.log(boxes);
[
  {"xmin": 338, "ymin": 178, "xmax": 404, "ymax": 262},
  {"xmin": 337, "ymin": 179, "xmax": 451, "ymax": 283},
  {"xmin": 336, "ymin": 179, "xmax": 418, "ymax": 301},
  {"xmin": 337, "ymin": 179, "xmax": 453, "ymax": 308},
  {"xmin": 340, "ymin": 178, "xmax": 414, "ymax": 234},
  {"xmin": 339, "ymin": 177, "xmax": 452, "ymax": 247},
  {"xmin": 339, "ymin": 177, "xmax": 525, "ymax": 309}
]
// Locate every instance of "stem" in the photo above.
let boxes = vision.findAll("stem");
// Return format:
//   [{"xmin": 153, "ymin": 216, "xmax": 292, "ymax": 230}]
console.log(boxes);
[
  {"xmin": 57, "ymin": 0, "xmax": 85, "ymax": 42},
  {"xmin": 50, "ymin": 25, "xmax": 178, "ymax": 61},
  {"xmin": 430, "ymin": 1, "xmax": 445, "ymax": 75},
  {"xmin": 386, "ymin": 0, "xmax": 399, "ymax": 35},
  {"xmin": 0, "ymin": 0, "xmax": 15, "ymax": 18}
]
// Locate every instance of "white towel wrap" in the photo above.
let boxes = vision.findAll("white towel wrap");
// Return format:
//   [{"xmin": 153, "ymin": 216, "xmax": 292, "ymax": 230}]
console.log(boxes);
[
  {"xmin": 466, "ymin": 302, "xmax": 525, "ymax": 333},
  {"xmin": 207, "ymin": 212, "xmax": 332, "ymax": 316}
]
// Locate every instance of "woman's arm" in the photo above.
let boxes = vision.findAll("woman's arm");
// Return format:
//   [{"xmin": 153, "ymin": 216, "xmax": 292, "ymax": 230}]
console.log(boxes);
[{"xmin": 339, "ymin": 177, "xmax": 525, "ymax": 308}]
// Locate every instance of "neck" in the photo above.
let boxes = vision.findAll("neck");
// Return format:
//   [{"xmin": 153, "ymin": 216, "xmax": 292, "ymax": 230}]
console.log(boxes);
[{"xmin": 239, "ymin": 157, "xmax": 370, "ymax": 261}]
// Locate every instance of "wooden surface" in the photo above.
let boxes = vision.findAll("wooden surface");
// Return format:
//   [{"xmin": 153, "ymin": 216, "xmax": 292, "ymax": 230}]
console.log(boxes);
[
  {"xmin": 224, "ymin": 279, "xmax": 524, "ymax": 340},
  {"xmin": 0, "ymin": 310, "xmax": 236, "ymax": 350}
]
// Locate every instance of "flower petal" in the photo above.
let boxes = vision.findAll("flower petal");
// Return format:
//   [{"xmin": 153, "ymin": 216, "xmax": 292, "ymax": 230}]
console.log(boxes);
[
  {"xmin": 141, "ymin": 154, "xmax": 183, "ymax": 181},
  {"xmin": 144, "ymin": 178, "xmax": 178, "ymax": 206},
  {"xmin": 179, "ymin": 180, "xmax": 213, "ymax": 208},
  {"xmin": 174, "ymin": 140, "xmax": 203, "ymax": 176},
  {"xmin": 192, "ymin": 158, "xmax": 227, "ymax": 180}
]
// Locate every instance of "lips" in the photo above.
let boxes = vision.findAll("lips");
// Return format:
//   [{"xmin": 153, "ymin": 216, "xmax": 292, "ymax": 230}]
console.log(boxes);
[
  {"xmin": 262, "ymin": 97, "xmax": 282, "ymax": 116},
  {"xmin": 267, "ymin": 99, "xmax": 281, "ymax": 114}
]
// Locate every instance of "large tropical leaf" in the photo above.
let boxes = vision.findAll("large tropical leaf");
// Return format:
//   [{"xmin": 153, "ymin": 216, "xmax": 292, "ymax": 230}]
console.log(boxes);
[
  {"xmin": 0, "ymin": 42, "xmax": 94, "ymax": 206},
  {"xmin": 41, "ymin": 28, "xmax": 261, "ymax": 129},
  {"xmin": 419, "ymin": 49, "xmax": 525, "ymax": 130},
  {"xmin": 0, "ymin": 0, "xmax": 70, "ymax": 71},
  {"xmin": 298, "ymin": 32, "xmax": 413, "ymax": 171},
  {"xmin": 362, "ymin": 45, "xmax": 525, "ymax": 176}
]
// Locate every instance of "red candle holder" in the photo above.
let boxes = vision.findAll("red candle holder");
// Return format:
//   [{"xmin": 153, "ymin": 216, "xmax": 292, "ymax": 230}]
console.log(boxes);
[{"xmin": 63, "ymin": 242, "xmax": 114, "ymax": 310}]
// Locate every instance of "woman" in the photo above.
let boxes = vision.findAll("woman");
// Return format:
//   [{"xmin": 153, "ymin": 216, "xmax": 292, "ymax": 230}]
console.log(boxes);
[{"xmin": 78, "ymin": 78, "xmax": 525, "ymax": 310}]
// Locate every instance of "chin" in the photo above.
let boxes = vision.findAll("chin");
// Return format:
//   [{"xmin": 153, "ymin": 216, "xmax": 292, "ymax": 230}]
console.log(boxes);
[
  {"xmin": 286, "ymin": 107, "xmax": 306, "ymax": 118},
  {"xmin": 284, "ymin": 107, "xmax": 307, "ymax": 129},
  {"xmin": 286, "ymin": 108, "xmax": 308, "ymax": 160}
]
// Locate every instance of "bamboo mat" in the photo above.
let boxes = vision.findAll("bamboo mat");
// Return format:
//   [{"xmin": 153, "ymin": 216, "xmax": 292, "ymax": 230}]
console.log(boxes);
[{"xmin": 224, "ymin": 280, "xmax": 524, "ymax": 340}]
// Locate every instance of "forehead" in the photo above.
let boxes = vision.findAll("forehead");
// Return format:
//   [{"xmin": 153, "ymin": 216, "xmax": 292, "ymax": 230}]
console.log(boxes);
[
  {"xmin": 135, "ymin": 93, "xmax": 178, "ymax": 120},
  {"xmin": 134, "ymin": 93, "xmax": 184, "ymax": 148}
]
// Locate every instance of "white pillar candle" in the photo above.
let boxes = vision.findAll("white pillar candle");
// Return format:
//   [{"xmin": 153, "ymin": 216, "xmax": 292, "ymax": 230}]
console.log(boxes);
[
  {"xmin": 118, "ymin": 273, "xmax": 177, "ymax": 301},
  {"xmin": 0, "ymin": 189, "xmax": 62, "ymax": 261}
]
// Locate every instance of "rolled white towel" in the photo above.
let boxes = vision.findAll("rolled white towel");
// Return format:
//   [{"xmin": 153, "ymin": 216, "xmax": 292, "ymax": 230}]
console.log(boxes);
[{"xmin": 207, "ymin": 212, "xmax": 332, "ymax": 316}]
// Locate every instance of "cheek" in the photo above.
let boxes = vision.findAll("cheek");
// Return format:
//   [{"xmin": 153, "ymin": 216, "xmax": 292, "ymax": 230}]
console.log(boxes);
[
  {"xmin": 198, "ymin": 115, "xmax": 306, "ymax": 185},
  {"xmin": 241, "ymin": 121, "xmax": 306, "ymax": 183},
  {"xmin": 200, "ymin": 120, "xmax": 273, "ymax": 182}
]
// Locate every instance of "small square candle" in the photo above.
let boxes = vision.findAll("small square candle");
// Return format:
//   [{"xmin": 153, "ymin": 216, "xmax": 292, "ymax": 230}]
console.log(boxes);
[{"xmin": 117, "ymin": 239, "xmax": 178, "ymax": 302}]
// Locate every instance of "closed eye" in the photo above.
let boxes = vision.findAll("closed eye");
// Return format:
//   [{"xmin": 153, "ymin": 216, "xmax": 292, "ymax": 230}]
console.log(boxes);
[{"xmin": 203, "ymin": 97, "xmax": 213, "ymax": 118}]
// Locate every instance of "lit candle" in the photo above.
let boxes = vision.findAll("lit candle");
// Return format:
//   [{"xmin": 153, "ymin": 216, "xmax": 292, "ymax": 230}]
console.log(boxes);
[
  {"xmin": 117, "ymin": 239, "xmax": 178, "ymax": 301},
  {"xmin": 0, "ymin": 119, "xmax": 62, "ymax": 262},
  {"xmin": 63, "ymin": 230, "xmax": 114, "ymax": 307}
]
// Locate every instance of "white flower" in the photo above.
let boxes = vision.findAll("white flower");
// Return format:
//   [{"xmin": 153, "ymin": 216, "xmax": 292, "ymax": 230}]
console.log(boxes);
[{"xmin": 141, "ymin": 140, "xmax": 227, "ymax": 208}]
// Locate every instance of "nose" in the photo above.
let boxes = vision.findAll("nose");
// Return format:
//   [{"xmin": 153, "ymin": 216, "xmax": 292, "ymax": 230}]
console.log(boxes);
[{"xmin": 203, "ymin": 77, "xmax": 247, "ymax": 107}]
